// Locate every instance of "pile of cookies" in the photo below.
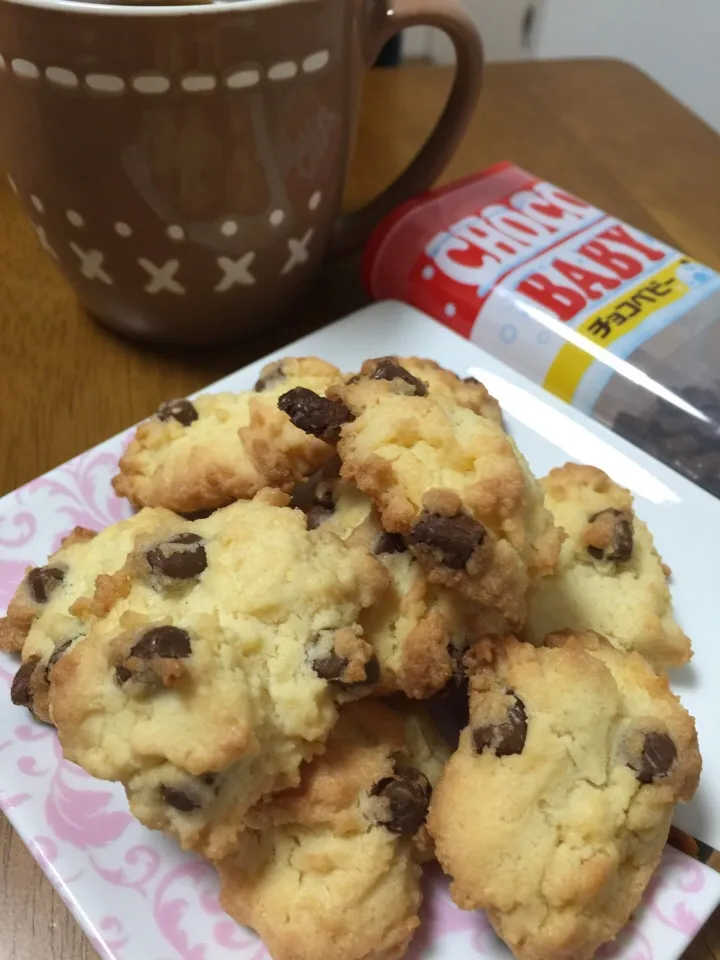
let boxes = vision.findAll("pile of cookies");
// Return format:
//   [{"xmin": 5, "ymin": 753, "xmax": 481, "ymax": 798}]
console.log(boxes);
[{"xmin": 0, "ymin": 355, "xmax": 701, "ymax": 960}]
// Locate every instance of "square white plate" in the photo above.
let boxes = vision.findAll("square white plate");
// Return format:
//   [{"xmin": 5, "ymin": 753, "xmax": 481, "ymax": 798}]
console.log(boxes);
[{"xmin": 1, "ymin": 301, "xmax": 718, "ymax": 960}]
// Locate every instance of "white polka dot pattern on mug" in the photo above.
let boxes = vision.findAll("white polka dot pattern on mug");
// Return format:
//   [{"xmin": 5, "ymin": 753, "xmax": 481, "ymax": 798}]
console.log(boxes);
[
  {"xmin": 1, "ymin": 50, "xmax": 333, "ymax": 94},
  {"xmin": 225, "ymin": 69, "xmax": 260, "ymax": 90},
  {"xmin": 132, "ymin": 74, "xmax": 170, "ymax": 95},
  {"xmin": 45, "ymin": 66, "xmax": 78, "ymax": 88},
  {"xmin": 181, "ymin": 74, "xmax": 216, "ymax": 93},
  {"xmin": 86, "ymin": 74, "xmax": 125, "ymax": 94},
  {"xmin": 302, "ymin": 51, "xmax": 329, "ymax": 73},
  {"xmin": 268, "ymin": 61, "xmax": 297, "ymax": 82},
  {"xmin": 12, "ymin": 58, "xmax": 39, "ymax": 79}
]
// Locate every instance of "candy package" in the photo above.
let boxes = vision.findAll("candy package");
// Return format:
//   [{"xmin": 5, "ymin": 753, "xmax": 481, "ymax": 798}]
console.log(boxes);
[{"xmin": 364, "ymin": 162, "xmax": 720, "ymax": 498}]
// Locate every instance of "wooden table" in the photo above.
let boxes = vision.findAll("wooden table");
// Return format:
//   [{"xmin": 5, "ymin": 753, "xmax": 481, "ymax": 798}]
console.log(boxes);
[{"xmin": 1, "ymin": 59, "xmax": 719, "ymax": 960}]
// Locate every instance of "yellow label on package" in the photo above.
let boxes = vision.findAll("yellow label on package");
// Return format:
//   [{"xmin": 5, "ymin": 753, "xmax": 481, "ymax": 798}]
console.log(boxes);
[{"xmin": 544, "ymin": 257, "xmax": 691, "ymax": 403}]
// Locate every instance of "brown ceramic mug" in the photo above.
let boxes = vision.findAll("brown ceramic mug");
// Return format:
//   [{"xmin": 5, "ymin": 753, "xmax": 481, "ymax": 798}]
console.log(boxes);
[{"xmin": 0, "ymin": 0, "xmax": 483, "ymax": 346}]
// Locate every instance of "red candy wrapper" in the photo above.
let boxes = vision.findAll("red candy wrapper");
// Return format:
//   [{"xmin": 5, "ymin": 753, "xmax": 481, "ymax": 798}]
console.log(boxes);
[{"xmin": 363, "ymin": 161, "xmax": 720, "ymax": 499}]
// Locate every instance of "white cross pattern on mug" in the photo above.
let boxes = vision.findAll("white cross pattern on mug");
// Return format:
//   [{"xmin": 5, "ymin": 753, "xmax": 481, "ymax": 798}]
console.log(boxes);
[
  {"xmin": 281, "ymin": 229, "xmax": 313, "ymax": 275},
  {"xmin": 138, "ymin": 258, "xmax": 185, "ymax": 295},
  {"xmin": 214, "ymin": 252, "xmax": 256, "ymax": 292},
  {"xmin": 70, "ymin": 243, "xmax": 113, "ymax": 285}
]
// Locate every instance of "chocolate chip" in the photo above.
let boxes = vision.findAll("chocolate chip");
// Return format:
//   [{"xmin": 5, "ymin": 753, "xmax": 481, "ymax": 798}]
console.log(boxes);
[
  {"xmin": 311, "ymin": 652, "xmax": 347, "ymax": 680},
  {"xmin": 157, "ymin": 399, "xmax": 198, "ymax": 426},
  {"xmin": 311, "ymin": 652, "xmax": 380, "ymax": 686},
  {"xmin": 27, "ymin": 566, "xmax": 64, "ymax": 603},
  {"xmin": 587, "ymin": 508, "xmax": 633, "ymax": 562},
  {"xmin": 368, "ymin": 358, "xmax": 428, "ymax": 397},
  {"xmin": 448, "ymin": 644, "xmax": 468, "ymax": 686},
  {"xmin": 296, "ymin": 479, "xmax": 336, "ymax": 530},
  {"xmin": 161, "ymin": 784, "xmax": 202, "ymax": 812},
  {"xmin": 303, "ymin": 481, "xmax": 335, "ymax": 529},
  {"xmin": 10, "ymin": 661, "xmax": 37, "ymax": 707},
  {"xmin": 306, "ymin": 505, "xmax": 333, "ymax": 530},
  {"xmin": 407, "ymin": 511, "xmax": 486, "ymax": 569},
  {"xmin": 363, "ymin": 655, "xmax": 381, "ymax": 685},
  {"xmin": 161, "ymin": 772, "xmax": 220, "ymax": 810},
  {"xmin": 374, "ymin": 532, "xmax": 408, "ymax": 555},
  {"xmin": 278, "ymin": 387, "xmax": 354, "ymax": 444},
  {"xmin": 463, "ymin": 376, "xmax": 480, "ymax": 384},
  {"xmin": 254, "ymin": 361, "xmax": 285, "ymax": 392},
  {"xmin": 612, "ymin": 385, "xmax": 720, "ymax": 502},
  {"xmin": 664, "ymin": 434, "xmax": 699, "ymax": 458},
  {"xmin": 473, "ymin": 693, "xmax": 527, "ymax": 757},
  {"xmin": 47, "ymin": 639, "xmax": 73, "ymax": 674},
  {"xmin": 166, "ymin": 532, "xmax": 203, "ymax": 545},
  {"xmin": 129, "ymin": 626, "xmax": 192, "ymax": 661},
  {"xmin": 372, "ymin": 766, "xmax": 431, "ymax": 836},
  {"xmin": 426, "ymin": 662, "xmax": 470, "ymax": 749},
  {"xmin": 657, "ymin": 403, "xmax": 693, "ymax": 435},
  {"xmin": 313, "ymin": 482, "xmax": 335, "ymax": 511},
  {"xmin": 116, "ymin": 625, "xmax": 193, "ymax": 684},
  {"xmin": 146, "ymin": 533, "xmax": 207, "ymax": 581},
  {"xmin": 629, "ymin": 732, "xmax": 677, "ymax": 784},
  {"xmin": 683, "ymin": 385, "xmax": 716, "ymax": 409},
  {"xmin": 684, "ymin": 451, "xmax": 720, "ymax": 486},
  {"xmin": 180, "ymin": 508, "xmax": 217, "ymax": 521}
]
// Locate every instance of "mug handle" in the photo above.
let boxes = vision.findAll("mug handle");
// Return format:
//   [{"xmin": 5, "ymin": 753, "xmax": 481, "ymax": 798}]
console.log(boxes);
[{"xmin": 333, "ymin": 0, "xmax": 484, "ymax": 254}]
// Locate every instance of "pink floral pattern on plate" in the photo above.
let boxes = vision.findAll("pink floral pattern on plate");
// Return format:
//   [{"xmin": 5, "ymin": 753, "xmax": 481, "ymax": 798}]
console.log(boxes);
[{"xmin": 1, "ymin": 390, "xmax": 720, "ymax": 960}]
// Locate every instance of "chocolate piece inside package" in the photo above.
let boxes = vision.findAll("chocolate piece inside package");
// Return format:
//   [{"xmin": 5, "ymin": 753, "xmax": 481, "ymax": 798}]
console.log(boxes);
[
  {"xmin": 364, "ymin": 162, "xmax": 720, "ymax": 499},
  {"xmin": 613, "ymin": 384, "xmax": 720, "ymax": 499}
]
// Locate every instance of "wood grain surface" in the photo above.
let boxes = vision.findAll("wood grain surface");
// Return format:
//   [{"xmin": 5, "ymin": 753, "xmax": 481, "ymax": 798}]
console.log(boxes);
[{"xmin": 1, "ymin": 59, "xmax": 719, "ymax": 960}]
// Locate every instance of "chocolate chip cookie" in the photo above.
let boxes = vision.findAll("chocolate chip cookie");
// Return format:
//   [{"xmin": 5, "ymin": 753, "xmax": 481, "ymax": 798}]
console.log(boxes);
[
  {"xmin": 428, "ymin": 631, "xmax": 701, "ymax": 960},
  {"xmin": 2, "ymin": 509, "xmax": 177, "ymax": 723},
  {"xmin": 217, "ymin": 699, "xmax": 450, "ymax": 960},
  {"xmin": 279, "ymin": 357, "xmax": 561, "ymax": 625},
  {"xmin": 525, "ymin": 463, "xmax": 692, "ymax": 669},
  {"xmin": 295, "ymin": 471, "xmax": 509, "ymax": 699},
  {"xmin": 370, "ymin": 356, "xmax": 503, "ymax": 423},
  {"xmin": 50, "ymin": 492, "xmax": 389, "ymax": 859},
  {"xmin": 113, "ymin": 356, "xmax": 342, "ymax": 514}
]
